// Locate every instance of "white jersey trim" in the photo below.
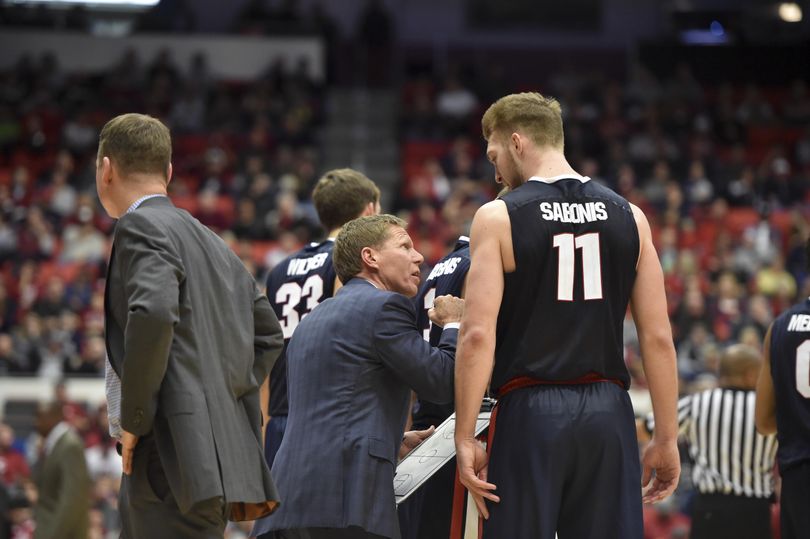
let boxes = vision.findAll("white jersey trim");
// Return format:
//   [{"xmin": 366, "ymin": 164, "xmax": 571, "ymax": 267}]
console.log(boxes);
[{"xmin": 528, "ymin": 174, "xmax": 590, "ymax": 184}]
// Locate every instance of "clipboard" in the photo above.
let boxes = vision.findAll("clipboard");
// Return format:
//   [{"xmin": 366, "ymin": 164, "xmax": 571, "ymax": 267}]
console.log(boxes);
[{"xmin": 394, "ymin": 410, "xmax": 491, "ymax": 505}]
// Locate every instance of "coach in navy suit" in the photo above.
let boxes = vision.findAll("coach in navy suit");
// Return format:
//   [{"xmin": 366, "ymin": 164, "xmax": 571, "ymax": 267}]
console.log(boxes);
[{"xmin": 253, "ymin": 214, "xmax": 463, "ymax": 539}]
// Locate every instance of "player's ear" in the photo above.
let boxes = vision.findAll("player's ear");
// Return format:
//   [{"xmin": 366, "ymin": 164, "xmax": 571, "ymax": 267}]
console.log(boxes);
[
  {"xmin": 510, "ymin": 132, "xmax": 523, "ymax": 155},
  {"xmin": 361, "ymin": 201, "xmax": 376, "ymax": 217}
]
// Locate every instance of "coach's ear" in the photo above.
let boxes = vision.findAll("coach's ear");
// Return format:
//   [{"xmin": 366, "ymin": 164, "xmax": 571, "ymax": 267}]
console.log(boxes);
[
  {"xmin": 361, "ymin": 246, "xmax": 380, "ymax": 271},
  {"xmin": 98, "ymin": 156, "xmax": 114, "ymax": 187}
]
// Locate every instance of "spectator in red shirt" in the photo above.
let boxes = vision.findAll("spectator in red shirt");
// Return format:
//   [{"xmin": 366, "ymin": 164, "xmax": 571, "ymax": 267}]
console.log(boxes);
[{"xmin": 0, "ymin": 423, "xmax": 29, "ymax": 488}]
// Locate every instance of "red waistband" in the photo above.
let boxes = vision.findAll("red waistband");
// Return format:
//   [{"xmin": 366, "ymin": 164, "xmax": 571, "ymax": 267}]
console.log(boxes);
[{"xmin": 495, "ymin": 373, "xmax": 625, "ymax": 399}]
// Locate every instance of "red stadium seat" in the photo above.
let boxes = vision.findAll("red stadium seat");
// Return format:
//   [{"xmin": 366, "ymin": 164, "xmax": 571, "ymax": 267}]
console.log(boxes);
[
  {"xmin": 172, "ymin": 195, "xmax": 199, "ymax": 215},
  {"xmin": 724, "ymin": 207, "xmax": 760, "ymax": 236}
]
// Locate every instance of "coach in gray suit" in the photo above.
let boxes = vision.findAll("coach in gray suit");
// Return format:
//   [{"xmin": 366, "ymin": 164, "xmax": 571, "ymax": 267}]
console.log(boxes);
[
  {"xmin": 253, "ymin": 214, "xmax": 462, "ymax": 539},
  {"xmin": 33, "ymin": 402, "xmax": 90, "ymax": 539},
  {"xmin": 98, "ymin": 114, "xmax": 284, "ymax": 538}
]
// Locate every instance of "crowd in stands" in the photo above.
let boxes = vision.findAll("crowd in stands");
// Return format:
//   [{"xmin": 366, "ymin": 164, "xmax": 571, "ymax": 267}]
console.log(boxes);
[
  {"xmin": 397, "ymin": 64, "xmax": 810, "ymax": 385},
  {"xmin": 0, "ymin": 32, "xmax": 809, "ymax": 537}
]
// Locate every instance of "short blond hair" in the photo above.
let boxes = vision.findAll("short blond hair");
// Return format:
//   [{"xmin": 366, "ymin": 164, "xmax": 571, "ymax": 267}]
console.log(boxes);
[
  {"xmin": 97, "ymin": 113, "xmax": 171, "ymax": 180},
  {"xmin": 333, "ymin": 214, "xmax": 406, "ymax": 284},
  {"xmin": 481, "ymin": 92, "xmax": 564, "ymax": 150},
  {"xmin": 312, "ymin": 169, "xmax": 380, "ymax": 231}
]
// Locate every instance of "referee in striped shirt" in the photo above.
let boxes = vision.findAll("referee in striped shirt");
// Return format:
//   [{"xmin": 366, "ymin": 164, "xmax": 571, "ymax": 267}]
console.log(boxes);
[{"xmin": 641, "ymin": 344, "xmax": 778, "ymax": 538}]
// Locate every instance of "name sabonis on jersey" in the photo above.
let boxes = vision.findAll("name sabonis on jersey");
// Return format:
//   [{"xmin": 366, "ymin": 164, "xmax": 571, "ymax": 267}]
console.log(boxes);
[{"xmin": 539, "ymin": 201, "xmax": 608, "ymax": 224}]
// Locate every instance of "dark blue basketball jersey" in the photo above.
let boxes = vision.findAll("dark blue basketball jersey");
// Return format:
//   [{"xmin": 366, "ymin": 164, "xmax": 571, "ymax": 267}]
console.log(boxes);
[
  {"xmin": 492, "ymin": 176, "xmax": 639, "ymax": 393},
  {"xmin": 265, "ymin": 239, "xmax": 337, "ymax": 416},
  {"xmin": 768, "ymin": 298, "xmax": 810, "ymax": 471},
  {"xmin": 411, "ymin": 236, "xmax": 470, "ymax": 429}
]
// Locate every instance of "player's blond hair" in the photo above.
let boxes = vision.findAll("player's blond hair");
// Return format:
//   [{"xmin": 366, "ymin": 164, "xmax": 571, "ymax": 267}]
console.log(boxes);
[
  {"xmin": 481, "ymin": 92, "xmax": 564, "ymax": 150},
  {"xmin": 333, "ymin": 214, "xmax": 406, "ymax": 284}
]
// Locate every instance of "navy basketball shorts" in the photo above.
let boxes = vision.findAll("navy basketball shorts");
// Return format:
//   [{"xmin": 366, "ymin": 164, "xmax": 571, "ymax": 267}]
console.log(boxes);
[
  {"xmin": 780, "ymin": 460, "xmax": 810, "ymax": 539},
  {"xmin": 483, "ymin": 382, "xmax": 643, "ymax": 539}
]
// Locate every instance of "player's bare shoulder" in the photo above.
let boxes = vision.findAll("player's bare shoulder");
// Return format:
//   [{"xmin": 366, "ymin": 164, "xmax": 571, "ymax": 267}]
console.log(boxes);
[
  {"xmin": 472, "ymin": 199, "xmax": 510, "ymax": 233},
  {"xmin": 628, "ymin": 202, "xmax": 649, "ymax": 229},
  {"xmin": 629, "ymin": 202, "xmax": 652, "ymax": 252},
  {"xmin": 477, "ymin": 198, "xmax": 507, "ymax": 215},
  {"xmin": 471, "ymin": 199, "xmax": 514, "ymax": 271}
]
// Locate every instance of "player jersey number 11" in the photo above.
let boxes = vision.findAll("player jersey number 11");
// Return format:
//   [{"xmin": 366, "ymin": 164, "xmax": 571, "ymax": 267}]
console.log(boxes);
[{"xmin": 553, "ymin": 232, "xmax": 603, "ymax": 301}]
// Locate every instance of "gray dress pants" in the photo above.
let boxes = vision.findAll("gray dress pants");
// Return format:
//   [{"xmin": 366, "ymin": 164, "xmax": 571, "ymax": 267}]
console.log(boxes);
[{"xmin": 119, "ymin": 434, "xmax": 227, "ymax": 539}]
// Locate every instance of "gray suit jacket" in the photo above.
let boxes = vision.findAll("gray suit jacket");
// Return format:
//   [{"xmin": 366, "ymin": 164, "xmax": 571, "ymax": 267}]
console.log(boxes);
[
  {"xmin": 33, "ymin": 428, "xmax": 90, "ymax": 539},
  {"xmin": 252, "ymin": 278, "xmax": 457, "ymax": 539},
  {"xmin": 104, "ymin": 196, "xmax": 284, "ymax": 520}
]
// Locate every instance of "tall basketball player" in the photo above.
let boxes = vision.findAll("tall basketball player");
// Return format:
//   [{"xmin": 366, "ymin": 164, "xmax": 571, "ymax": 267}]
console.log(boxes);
[{"xmin": 454, "ymin": 92, "xmax": 680, "ymax": 539}]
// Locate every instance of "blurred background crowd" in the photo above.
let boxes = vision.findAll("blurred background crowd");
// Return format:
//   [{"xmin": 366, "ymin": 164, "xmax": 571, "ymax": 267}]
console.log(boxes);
[{"xmin": 0, "ymin": 0, "xmax": 808, "ymax": 537}]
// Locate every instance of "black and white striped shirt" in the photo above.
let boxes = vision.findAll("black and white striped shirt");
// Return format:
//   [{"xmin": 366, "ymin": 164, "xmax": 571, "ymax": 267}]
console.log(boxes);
[{"xmin": 646, "ymin": 388, "xmax": 778, "ymax": 498}]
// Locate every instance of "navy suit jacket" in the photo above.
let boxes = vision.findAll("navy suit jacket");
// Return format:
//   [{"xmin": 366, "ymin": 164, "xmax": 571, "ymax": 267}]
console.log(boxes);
[{"xmin": 252, "ymin": 278, "xmax": 457, "ymax": 538}]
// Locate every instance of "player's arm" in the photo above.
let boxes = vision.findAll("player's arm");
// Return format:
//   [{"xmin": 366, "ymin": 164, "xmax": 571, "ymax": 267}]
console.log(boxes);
[
  {"xmin": 260, "ymin": 376, "xmax": 270, "ymax": 444},
  {"xmin": 252, "ymin": 284, "xmax": 283, "ymax": 386},
  {"xmin": 404, "ymin": 391, "xmax": 416, "ymax": 431},
  {"xmin": 254, "ymin": 274, "xmax": 284, "ymax": 444},
  {"xmin": 755, "ymin": 324, "xmax": 777, "ymax": 435},
  {"xmin": 628, "ymin": 203, "xmax": 680, "ymax": 504},
  {"xmin": 454, "ymin": 200, "xmax": 508, "ymax": 517}
]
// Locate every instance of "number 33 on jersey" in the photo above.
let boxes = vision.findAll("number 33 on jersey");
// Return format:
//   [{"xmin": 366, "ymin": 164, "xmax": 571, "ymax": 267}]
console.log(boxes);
[{"xmin": 267, "ymin": 241, "xmax": 337, "ymax": 339}]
